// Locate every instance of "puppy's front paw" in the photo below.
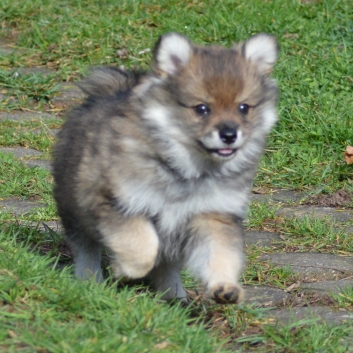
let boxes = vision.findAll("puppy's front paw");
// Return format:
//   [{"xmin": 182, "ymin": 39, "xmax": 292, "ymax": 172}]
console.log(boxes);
[{"xmin": 208, "ymin": 284, "xmax": 244, "ymax": 304}]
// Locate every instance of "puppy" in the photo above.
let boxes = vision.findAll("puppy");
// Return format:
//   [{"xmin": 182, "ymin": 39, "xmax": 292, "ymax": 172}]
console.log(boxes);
[{"xmin": 52, "ymin": 32, "xmax": 278, "ymax": 304}]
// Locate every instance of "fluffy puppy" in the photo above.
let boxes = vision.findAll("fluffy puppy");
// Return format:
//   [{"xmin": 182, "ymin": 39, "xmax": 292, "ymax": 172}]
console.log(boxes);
[{"xmin": 52, "ymin": 32, "xmax": 279, "ymax": 303}]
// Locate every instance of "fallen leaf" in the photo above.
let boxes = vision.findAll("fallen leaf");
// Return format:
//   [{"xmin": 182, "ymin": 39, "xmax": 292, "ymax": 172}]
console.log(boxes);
[
  {"xmin": 285, "ymin": 282, "xmax": 301, "ymax": 292},
  {"xmin": 252, "ymin": 187, "xmax": 271, "ymax": 195},
  {"xmin": 47, "ymin": 43, "xmax": 58, "ymax": 52},
  {"xmin": 262, "ymin": 300, "xmax": 274, "ymax": 307},
  {"xmin": 154, "ymin": 341, "xmax": 170, "ymax": 350},
  {"xmin": 116, "ymin": 49, "xmax": 128, "ymax": 60},
  {"xmin": 344, "ymin": 146, "xmax": 353, "ymax": 165},
  {"xmin": 8, "ymin": 330, "xmax": 17, "ymax": 338},
  {"xmin": 138, "ymin": 48, "xmax": 151, "ymax": 55}
]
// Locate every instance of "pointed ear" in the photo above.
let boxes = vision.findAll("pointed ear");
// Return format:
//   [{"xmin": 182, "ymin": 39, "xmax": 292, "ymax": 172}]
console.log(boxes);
[
  {"xmin": 153, "ymin": 32, "xmax": 192, "ymax": 76},
  {"xmin": 242, "ymin": 33, "xmax": 278, "ymax": 74}
]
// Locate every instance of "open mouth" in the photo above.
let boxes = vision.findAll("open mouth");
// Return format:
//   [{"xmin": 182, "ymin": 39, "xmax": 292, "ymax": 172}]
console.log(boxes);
[
  {"xmin": 215, "ymin": 148, "xmax": 236, "ymax": 157},
  {"xmin": 206, "ymin": 147, "xmax": 237, "ymax": 158},
  {"xmin": 198, "ymin": 141, "xmax": 237, "ymax": 158}
]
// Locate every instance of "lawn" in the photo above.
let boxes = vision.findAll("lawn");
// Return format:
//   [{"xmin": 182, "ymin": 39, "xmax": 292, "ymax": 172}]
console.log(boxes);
[{"xmin": 0, "ymin": 0, "xmax": 352, "ymax": 352}]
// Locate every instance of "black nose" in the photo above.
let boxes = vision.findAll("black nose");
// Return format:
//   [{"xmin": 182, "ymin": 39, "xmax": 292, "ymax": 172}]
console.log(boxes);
[{"xmin": 219, "ymin": 127, "xmax": 237, "ymax": 144}]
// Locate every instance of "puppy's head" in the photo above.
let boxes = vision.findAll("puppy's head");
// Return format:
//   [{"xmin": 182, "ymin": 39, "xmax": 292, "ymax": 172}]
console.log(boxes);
[{"xmin": 137, "ymin": 32, "xmax": 279, "ymax": 164}]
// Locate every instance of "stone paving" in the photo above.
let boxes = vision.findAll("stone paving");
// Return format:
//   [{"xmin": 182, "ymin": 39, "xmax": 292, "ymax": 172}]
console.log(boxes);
[
  {"xmin": 1, "ymin": 40, "xmax": 353, "ymax": 331},
  {"xmin": 246, "ymin": 190, "xmax": 353, "ymax": 325}
]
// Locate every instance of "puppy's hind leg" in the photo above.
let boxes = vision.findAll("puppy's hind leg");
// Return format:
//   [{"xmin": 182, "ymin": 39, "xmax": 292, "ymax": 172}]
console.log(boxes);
[
  {"xmin": 149, "ymin": 260, "xmax": 188, "ymax": 303},
  {"xmin": 68, "ymin": 233, "xmax": 104, "ymax": 283}
]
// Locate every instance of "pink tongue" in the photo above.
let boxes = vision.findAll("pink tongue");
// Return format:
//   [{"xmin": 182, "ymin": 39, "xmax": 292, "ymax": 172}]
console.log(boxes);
[{"xmin": 218, "ymin": 148, "xmax": 233, "ymax": 155}]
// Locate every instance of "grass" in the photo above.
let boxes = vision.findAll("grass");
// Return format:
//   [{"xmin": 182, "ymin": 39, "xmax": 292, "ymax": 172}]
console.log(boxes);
[
  {"xmin": 0, "ymin": 0, "xmax": 353, "ymax": 352},
  {"xmin": 0, "ymin": 152, "xmax": 51, "ymax": 199},
  {"xmin": 0, "ymin": 118, "xmax": 61, "ymax": 152},
  {"xmin": 333, "ymin": 286, "xmax": 353, "ymax": 310},
  {"xmin": 247, "ymin": 201, "xmax": 353, "ymax": 254},
  {"xmin": 0, "ymin": 227, "xmax": 228, "ymax": 353},
  {"xmin": 0, "ymin": 69, "xmax": 60, "ymax": 110},
  {"xmin": 244, "ymin": 260, "xmax": 298, "ymax": 289},
  {"xmin": 277, "ymin": 216, "xmax": 353, "ymax": 253},
  {"xmin": 241, "ymin": 321, "xmax": 353, "ymax": 353}
]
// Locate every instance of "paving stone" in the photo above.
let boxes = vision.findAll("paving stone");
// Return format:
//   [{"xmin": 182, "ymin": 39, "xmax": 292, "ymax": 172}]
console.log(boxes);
[
  {"xmin": 343, "ymin": 226, "xmax": 353, "ymax": 234},
  {"xmin": 0, "ymin": 111, "xmax": 56, "ymax": 121},
  {"xmin": 27, "ymin": 220, "xmax": 63, "ymax": 233},
  {"xmin": 12, "ymin": 67, "xmax": 55, "ymax": 76},
  {"xmin": 25, "ymin": 159, "xmax": 51, "ymax": 172},
  {"xmin": 300, "ymin": 280, "xmax": 353, "ymax": 295},
  {"xmin": 244, "ymin": 285, "xmax": 290, "ymax": 306},
  {"xmin": 0, "ymin": 47, "xmax": 14, "ymax": 55},
  {"xmin": 0, "ymin": 147, "xmax": 43, "ymax": 158},
  {"xmin": 267, "ymin": 306, "xmax": 353, "ymax": 325},
  {"xmin": 277, "ymin": 206, "xmax": 353, "ymax": 222},
  {"xmin": 0, "ymin": 147, "xmax": 50, "ymax": 171},
  {"xmin": 257, "ymin": 253, "xmax": 353, "ymax": 280},
  {"xmin": 31, "ymin": 128, "xmax": 60, "ymax": 136},
  {"xmin": 0, "ymin": 39, "xmax": 22, "ymax": 56},
  {"xmin": 251, "ymin": 190, "xmax": 307, "ymax": 204},
  {"xmin": 0, "ymin": 198, "xmax": 46, "ymax": 216},
  {"xmin": 52, "ymin": 83, "xmax": 85, "ymax": 103},
  {"xmin": 0, "ymin": 44, "xmax": 15, "ymax": 55},
  {"xmin": 245, "ymin": 230, "xmax": 282, "ymax": 247}
]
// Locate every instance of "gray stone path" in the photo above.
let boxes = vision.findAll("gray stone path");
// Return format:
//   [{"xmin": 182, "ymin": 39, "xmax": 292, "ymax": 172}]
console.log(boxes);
[
  {"xmin": 0, "ymin": 111, "xmax": 56, "ymax": 121},
  {"xmin": 0, "ymin": 59, "xmax": 353, "ymax": 330},
  {"xmin": 245, "ymin": 193, "xmax": 353, "ymax": 326}
]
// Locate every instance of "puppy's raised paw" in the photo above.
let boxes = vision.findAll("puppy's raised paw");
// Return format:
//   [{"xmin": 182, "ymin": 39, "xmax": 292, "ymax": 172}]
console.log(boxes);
[{"xmin": 208, "ymin": 284, "xmax": 244, "ymax": 304}]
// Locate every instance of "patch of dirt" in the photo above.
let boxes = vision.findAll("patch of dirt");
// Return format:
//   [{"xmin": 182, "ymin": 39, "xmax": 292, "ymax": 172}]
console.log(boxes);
[
  {"xmin": 39, "ymin": 239, "xmax": 72, "ymax": 259},
  {"xmin": 305, "ymin": 189, "xmax": 353, "ymax": 208}
]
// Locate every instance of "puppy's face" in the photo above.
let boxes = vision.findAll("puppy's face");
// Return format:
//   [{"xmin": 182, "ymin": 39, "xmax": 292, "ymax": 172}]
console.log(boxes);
[
  {"xmin": 137, "ymin": 33, "xmax": 279, "ymax": 162},
  {"xmin": 173, "ymin": 46, "xmax": 279, "ymax": 160}
]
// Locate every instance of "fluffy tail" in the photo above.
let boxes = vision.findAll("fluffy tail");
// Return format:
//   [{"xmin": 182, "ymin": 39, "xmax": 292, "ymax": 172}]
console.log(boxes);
[{"xmin": 78, "ymin": 67, "xmax": 142, "ymax": 98}]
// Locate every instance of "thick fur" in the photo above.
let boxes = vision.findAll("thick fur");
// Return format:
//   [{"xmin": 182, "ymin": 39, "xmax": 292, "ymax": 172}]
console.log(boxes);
[{"xmin": 52, "ymin": 32, "xmax": 279, "ymax": 303}]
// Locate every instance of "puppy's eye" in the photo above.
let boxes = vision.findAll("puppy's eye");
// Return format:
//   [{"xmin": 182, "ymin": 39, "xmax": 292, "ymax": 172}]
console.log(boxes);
[
  {"xmin": 194, "ymin": 104, "xmax": 211, "ymax": 117},
  {"xmin": 239, "ymin": 103, "xmax": 249, "ymax": 115}
]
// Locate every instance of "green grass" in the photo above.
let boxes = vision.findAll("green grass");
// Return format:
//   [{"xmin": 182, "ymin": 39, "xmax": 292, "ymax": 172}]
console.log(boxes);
[
  {"xmin": 237, "ymin": 320, "xmax": 353, "ymax": 353},
  {"xmin": 1, "ymin": 0, "xmax": 353, "ymax": 352},
  {"xmin": 246, "ymin": 202, "xmax": 281, "ymax": 229},
  {"xmin": 332, "ymin": 285, "xmax": 353, "ymax": 310},
  {"xmin": 0, "ymin": 152, "xmax": 57, "ymax": 221},
  {"xmin": 278, "ymin": 216, "xmax": 353, "ymax": 253},
  {"xmin": 2, "ymin": 227, "xmax": 351, "ymax": 353},
  {"xmin": 0, "ymin": 119, "xmax": 61, "ymax": 152},
  {"xmin": 0, "ymin": 152, "xmax": 51, "ymax": 199},
  {"xmin": 0, "ymin": 228, "xmax": 228, "ymax": 353},
  {"xmin": 0, "ymin": 69, "xmax": 60, "ymax": 110},
  {"xmin": 243, "ymin": 256, "xmax": 298, "ymax": 289},
  {"xmin": 247, "ymin": 201, "xmax": 353, "ymax": 254}
]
